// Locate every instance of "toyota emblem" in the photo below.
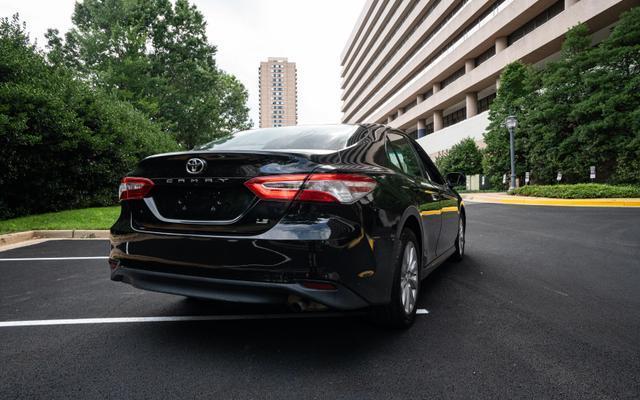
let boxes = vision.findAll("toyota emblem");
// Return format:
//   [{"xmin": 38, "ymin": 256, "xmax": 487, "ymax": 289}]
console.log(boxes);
[{"xmin": 186, "ymin": 158, "xmax": 206, "ymax": 175}]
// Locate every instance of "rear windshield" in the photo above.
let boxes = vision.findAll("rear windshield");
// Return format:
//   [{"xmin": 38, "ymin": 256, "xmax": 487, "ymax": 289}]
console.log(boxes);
[{"xmin": 197, "ymin": 125, "xmax": 361, "ymax": 151}]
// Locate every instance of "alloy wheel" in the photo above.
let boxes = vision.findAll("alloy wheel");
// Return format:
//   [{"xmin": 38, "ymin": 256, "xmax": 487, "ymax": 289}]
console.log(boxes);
[
  {"xmin": 458, "ymin": 219, "xmax": 465, "ymax": 257},
  {"xmin": 400, "ymin": 242, "xmax": 419, "ymax": 315}
]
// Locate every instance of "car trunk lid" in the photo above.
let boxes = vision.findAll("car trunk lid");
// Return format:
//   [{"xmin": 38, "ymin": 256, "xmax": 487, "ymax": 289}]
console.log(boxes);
[{"xmin": 129, "ymin": 151, "xmax": 319, "ymax": 235}]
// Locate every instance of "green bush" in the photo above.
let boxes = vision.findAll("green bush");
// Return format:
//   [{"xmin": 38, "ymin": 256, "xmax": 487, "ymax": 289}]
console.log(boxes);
[
  {"xmin": 0, "ymin": 16, "xmax": 178, "ymax": 219},
  {"xmin": 435, "ymin": 138, "xmax": 483, "ymax": 176},
  {"xmin": 511, "ymin": 184, "xmax": 640, "ymax": 199}
]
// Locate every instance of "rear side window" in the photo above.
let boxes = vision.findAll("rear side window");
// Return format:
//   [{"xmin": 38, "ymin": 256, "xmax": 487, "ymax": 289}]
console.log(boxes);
[
  {"xmin": 197, "ymin": 125, "xmax": 362, "ymax": 151},
  {"xmin": 410, "ymin": 141, "xmax": 445, "ymax": 185},
  {"xmin": 385, "ymin": 133, "xmax": 423, "ymax": 178}
]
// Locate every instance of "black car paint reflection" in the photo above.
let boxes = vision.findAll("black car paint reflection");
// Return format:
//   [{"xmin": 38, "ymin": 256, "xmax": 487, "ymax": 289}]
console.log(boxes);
[{"xmin": 110, "ymin": 124, "xmax": 464, "ymax": 319}]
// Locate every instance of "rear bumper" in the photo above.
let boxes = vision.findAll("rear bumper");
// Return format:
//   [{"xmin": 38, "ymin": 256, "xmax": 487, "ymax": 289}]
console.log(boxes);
[
  {"xmin": 111, "ymin": 266, "xmax": 369, "ymax": 310},
  {"xmin": 109, "ymin": 199, "xmax": 398, "ymax": 308}
]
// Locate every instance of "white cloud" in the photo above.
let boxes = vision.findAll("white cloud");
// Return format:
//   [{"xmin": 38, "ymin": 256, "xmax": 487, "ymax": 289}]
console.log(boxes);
[{"xmin": 1, "ymin": 0, "xmax": 366, "ymax": 127}]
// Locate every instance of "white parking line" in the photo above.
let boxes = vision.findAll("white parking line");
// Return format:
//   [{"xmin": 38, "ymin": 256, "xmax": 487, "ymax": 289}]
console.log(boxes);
[
  {"xmin": 0, "ymin": 256, "xmax": 109, "ymax": 262},
  {"xmin": 0, "ymin": 309, "xmax": 430, "ymax": 327}
]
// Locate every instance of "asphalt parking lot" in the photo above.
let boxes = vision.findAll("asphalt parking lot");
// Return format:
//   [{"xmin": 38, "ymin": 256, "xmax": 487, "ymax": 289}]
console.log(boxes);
[{"xmin": 1, "ymin": 203, "xmax": 639, "ymax": 399}]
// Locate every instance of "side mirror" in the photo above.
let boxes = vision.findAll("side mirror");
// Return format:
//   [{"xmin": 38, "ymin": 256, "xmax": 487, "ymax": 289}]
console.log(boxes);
[{"xmin": 445, "ymin": 172, "xmax": 466, "ymax": 188}]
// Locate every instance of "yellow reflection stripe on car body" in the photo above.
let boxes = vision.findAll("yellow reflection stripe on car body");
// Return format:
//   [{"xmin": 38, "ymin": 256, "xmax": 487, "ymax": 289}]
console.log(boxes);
[
  {"xmin": 419, "ymin": 206, "xmax": 459, "ymax": 216},
  {"xmin": 420, "ymin": 210, "xmax": 442, "ymax": 216}
]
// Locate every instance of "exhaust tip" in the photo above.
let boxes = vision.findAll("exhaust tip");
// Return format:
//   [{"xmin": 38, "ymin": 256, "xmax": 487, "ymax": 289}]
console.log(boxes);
[
  {"xmin": 287, "ymin": 295, "xmax": 329, "ymax": 313},
  {"xmin": 287, "ymin": 295, "xmax": 307, "ymax": 312}
]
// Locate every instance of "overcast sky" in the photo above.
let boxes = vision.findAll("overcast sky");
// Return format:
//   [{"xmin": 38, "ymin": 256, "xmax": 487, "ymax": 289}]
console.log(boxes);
[{"xmin": 0, "ymin": 0, "xmax": 366, "ymax": 127}]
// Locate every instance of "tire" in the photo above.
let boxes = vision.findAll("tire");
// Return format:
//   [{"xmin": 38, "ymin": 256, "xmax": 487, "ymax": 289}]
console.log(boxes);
[
  {"xmin": 371, "ymin": 229, "xmax": 420, "ymax": 328},
  {"xmin": 451, "ymin": 213, "xmax": 465, "ymax": 261}
]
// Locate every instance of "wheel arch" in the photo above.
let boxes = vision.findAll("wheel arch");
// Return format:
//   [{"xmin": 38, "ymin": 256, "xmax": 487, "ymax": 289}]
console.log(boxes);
[{"xmin": 397, "ymin": 207, "xmax": 424, "ymax": 265}]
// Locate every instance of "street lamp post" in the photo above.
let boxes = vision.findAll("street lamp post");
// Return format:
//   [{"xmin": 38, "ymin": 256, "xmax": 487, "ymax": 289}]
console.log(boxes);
[{"xmin": 505, "ymin": 115, "xmax": 518, "ymax": 191}]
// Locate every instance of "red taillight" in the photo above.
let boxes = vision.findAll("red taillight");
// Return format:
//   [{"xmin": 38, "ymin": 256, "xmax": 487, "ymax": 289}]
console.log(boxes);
[
  {"xmin": 118, "ymin": 177, "xmax": 154, "ymax": 201},
  {"xmin": 244, "ymin": 173, "xmax": 377, "ymax": 204},
  {"xmin": 243, "ymin": 174, "xmax": 309, "ymax": 201}
]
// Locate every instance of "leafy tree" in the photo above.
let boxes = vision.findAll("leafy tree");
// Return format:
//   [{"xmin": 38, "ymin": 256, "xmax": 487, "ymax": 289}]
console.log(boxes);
[
  {"xmin": 483, "ymin": 7, "xmax": 640, "ymax": 185},
  {"xmin": 46, "ymin": 0, "xmax": 251, "ymax": 148},
  {"xmin": 527, "ymin": 15, "xmax": 640, "ymax": 184},
  {"xmin": 0, "ymin": 15, "xmax": 178, "ymax": 219},
  {"xmin": 525, "ymin": 24, "xmax": 607, "ymax": 183},
  {"xmin": 435, "ymin": 138, "xmax": 483, "ymax": 176},
  {"xmin": 590, "ymin": 7, "xmax": 640, "ymax": 183},
  {"xmin": 482, "ymin": 62, "xmax": 537, "ymax": 187}
]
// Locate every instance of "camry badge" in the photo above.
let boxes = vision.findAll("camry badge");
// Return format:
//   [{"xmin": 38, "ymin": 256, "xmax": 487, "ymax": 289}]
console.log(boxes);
[{"xmin": 186, "ymin": 158, "xmax": 206, "ymax": 175}]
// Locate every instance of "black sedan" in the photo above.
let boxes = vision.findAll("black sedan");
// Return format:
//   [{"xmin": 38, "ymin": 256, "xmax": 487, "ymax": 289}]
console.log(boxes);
[{"xmin": 109, "ymin": 124, "xmax": 466, "ymax": 327}]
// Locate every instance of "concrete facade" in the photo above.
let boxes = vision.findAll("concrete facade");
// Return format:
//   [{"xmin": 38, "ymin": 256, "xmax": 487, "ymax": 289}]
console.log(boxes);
[
  {"xmin": 259, "ymin": 57, "xmax": 297, "ymax": 128},
  {"xmin": 341, "ymin": 0, "xmax": 637, "ymax": 156}
]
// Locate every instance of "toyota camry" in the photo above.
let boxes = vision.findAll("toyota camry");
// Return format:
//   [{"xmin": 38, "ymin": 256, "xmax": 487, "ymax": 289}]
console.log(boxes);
[{"xmin": 109, "ymin": 124, "xmax": 466, "ymax": 327}]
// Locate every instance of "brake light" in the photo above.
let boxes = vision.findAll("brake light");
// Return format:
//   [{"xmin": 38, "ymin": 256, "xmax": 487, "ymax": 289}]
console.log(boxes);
[
  {"xmin": 118, "ymin": 177, "xmax": 154, "ymax": 201},
  {"xmin": 244, "ymin": 173, "xmax": 376, "ymax": 204}
]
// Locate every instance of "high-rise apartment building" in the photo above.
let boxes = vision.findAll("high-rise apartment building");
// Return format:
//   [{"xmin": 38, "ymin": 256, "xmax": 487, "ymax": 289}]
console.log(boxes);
[
  {"xmin": 259, "ymin": 57, "xmax": 298, "ymax": 128},
  {"xmin": 341, "ymin": 0, "xmax": 636, "ymax": 156}
]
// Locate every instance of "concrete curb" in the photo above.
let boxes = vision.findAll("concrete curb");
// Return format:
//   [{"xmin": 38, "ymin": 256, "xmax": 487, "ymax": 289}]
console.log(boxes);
[
  {"xmin": 0, "ymin": 230, "xmax": 110, "ymax": 249},
  {"xmin": 461, "ymin": 194, "xmax": 640, "ymax": 207}
]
